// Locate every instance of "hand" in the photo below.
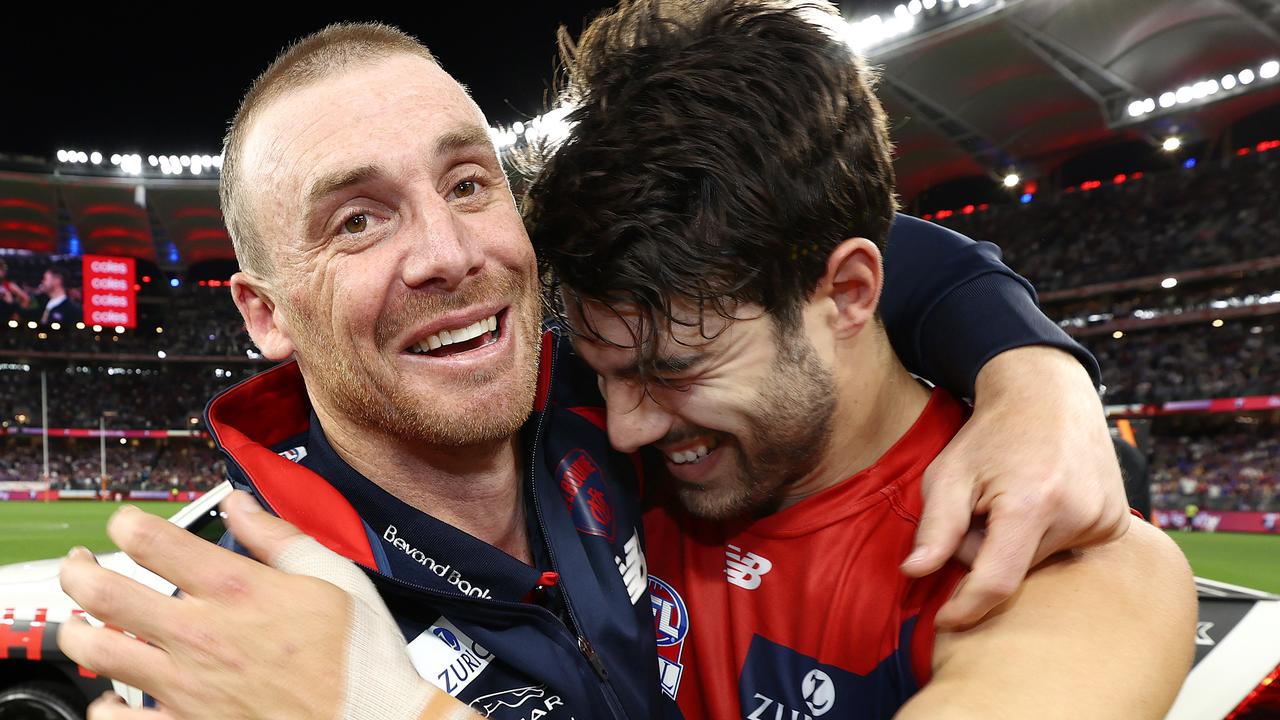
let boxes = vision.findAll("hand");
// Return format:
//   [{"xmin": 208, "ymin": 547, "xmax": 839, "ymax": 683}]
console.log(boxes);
[
  {"xmin": 901, "ymin": 346, "xmax": 1129, "ymax": 629},
  {"xmin": 58, "ymin": 491, "xmax": 478, "ymax": 720}
]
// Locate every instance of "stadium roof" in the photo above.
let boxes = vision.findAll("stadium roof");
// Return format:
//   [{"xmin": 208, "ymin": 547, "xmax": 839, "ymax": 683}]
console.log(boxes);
[{"xmin": 874, "ymin": 0, "xmax": 1280, "ymax": 200}]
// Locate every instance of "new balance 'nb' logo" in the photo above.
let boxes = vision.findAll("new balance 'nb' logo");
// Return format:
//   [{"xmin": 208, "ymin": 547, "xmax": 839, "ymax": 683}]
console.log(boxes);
[{"xmin": 725, "ymin": 544, "xmax": 772, "ymax": 590}]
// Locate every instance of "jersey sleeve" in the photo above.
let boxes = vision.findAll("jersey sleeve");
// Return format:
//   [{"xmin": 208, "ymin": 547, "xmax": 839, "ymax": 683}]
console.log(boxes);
[{"xmin": 880, "ymin": 213, "xmax": 1101, "ymax": 397}]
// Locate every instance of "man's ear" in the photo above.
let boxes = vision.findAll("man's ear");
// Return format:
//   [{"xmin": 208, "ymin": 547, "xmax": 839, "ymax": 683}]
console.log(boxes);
[
  {"xmin": 230, "ymin": 272, "xmax": 296, "ymax": 361},
  {"xmin": 821, "ymin": 237, "xmax": 883, "ymax": 339}
]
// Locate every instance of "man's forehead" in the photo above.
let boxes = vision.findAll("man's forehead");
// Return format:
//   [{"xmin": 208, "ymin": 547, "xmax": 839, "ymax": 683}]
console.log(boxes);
[{"xmin": 241, "ymin": 54, "xmax": 486, "ymax": 197}]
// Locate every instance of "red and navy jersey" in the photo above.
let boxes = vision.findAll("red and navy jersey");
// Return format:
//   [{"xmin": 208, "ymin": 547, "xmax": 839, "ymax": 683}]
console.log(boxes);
[
  {"xmin": 204, "ymin": 327, "xmax": 677, "ymax": 720},
  {"xmin": 643, "ymin": 390, "xmax": 969, "ymax": 720}
]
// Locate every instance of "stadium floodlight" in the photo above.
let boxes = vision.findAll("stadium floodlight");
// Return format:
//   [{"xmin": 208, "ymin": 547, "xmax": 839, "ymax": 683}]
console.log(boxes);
[
  {"xmin": 1112, "ymin": 331, "xmax": 1123, "ymax": 339},
  {"xmin": 90, "ymin": 151, "xmax": 102, "ymax": 164},
  {"xmin": 1127, "ymin": 100, "xmax": 1145, "ymax": 118},
  {"xmin": 76, "ymin": 322, "xmax": 85, "ymax": 330},
  {"xmin": 212, "ymin": 154, "xmax": 223, "ymax": 168},
  {"xmin": 180, "ymin": 155, "xmax": 191, "ymax": 167},
  {"xmin": 1161, "ymin": 277, "xmax": 1178, "ymax": 289},
  {"xmin": 1222, "ymin": 74, "xmax": 1237, "ymax": 91},
  {"xmin": 92, "ymin": 324, "xmax": 103, "ymax": 332},
  {"xmin": 119, "ymin": 438, "xmax": 127, "ymax": 445},
  {"xmin": 907, "ymin": 0, "xmax": 922, "ymax": 14},
  {"xmin": 1142, "ymin": 98, "xmax": 1155, "ymax": 114},
  {"xmin": 1002, "ymin": 173, "xmax": 1020, "ymax": 188},
  {"xmin": 56, "ymin": 150, "xmax": 67, "ymax": 162},
  {"xmin": 110, "ymin": 154, "xmax": 121, "ymax": 165},
  {"xmin": 79, "ymin": 152, "xmax": 89, "ymax": 163},
  {"xmin": 512, "ymin": 121, "xmax": 525, "ymax": 135},
  {"xmin": 1161, "ymin": 136, "xmax": 1182, "ymax": 152},
  {"xmin": 26, "ymin": 321, "xmax": 36, "ymax": 329},
  {"xmin": 50, "ymin": 322, "xmax": 60, "ymax": 331},
  {"xmin": 1158, "ymin": 92, "xmax": 1176, "ymax": 108},
  {"xmin": 1212, "ymin": 319, "xmax": 1224, "ymax": 328},
  {"xmin": 148, "ymin": 155, "xmax": 158, "ymax": 166},
  {"xmin": 168, "ymin": 155, "xmax": 180, "ymax": 167},
  {"xmin": 1239, "ymin": 69, "xmax": 1255, "ymax": 85},
  {"xmin": 6, "ymin": 320, "xmax": 16, "ymax": 329},
  {"xmin": 155, "ymin": 326, "xmax": 164, "ymax": 334},
  {"xmin": 114, "ymin": 325, "xmax": 125, "ymax": 333},
  {"xmin": 1262, "ymin": 60, "xmax": 1279, "ymax": 80},
  {"xmin": 1175, "ymin": 86, "xmax": 1193, "ymax": 104},
  {"xmin": 192, "ymin": 164, "xmax": 202, "ymax": 175},
  {"xmin": 157, "ymin": 350, "xmax": 167, "ymax": 359},
  {"xmin": 922, "ymin": 0, "xmax": 936, "ymax": 7}
]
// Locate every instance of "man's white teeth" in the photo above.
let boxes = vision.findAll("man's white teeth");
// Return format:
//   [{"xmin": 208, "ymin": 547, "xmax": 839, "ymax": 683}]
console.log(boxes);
[
  {"xmin": 414, "ymin": 314, "xmax": 498, "ymax": 353},
  {"xmin": 668, "ymin": 441, "xmax": 716, "ymax": 465}
]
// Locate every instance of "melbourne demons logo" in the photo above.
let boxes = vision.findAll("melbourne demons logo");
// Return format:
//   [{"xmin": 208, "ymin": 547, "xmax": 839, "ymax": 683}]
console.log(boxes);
[
  {"xmin": 557, "ymin": 449, "xmax": 616, "ymax": 542},
  {"xmin": 649, "ymin": 575, "xmax": 689, "ymax": 700}
]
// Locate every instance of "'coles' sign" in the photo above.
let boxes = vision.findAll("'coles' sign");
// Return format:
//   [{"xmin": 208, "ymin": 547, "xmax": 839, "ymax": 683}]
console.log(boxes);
[{"xmin": 81, "ymin": 255, "xmax": 136, "ymax": 328}]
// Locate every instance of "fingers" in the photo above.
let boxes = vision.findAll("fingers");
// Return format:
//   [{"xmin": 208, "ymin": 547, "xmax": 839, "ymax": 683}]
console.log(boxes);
[
  {"xmin": 903, "ymin": 458, "xmax": 976, "ymax": 578},
  {"xmin": 220, "ymin": 490, "xmax": 306, "ymax": 568},
  {"xmin": 934, "ymin": 497, "xmax": 1042, "ymax": 630},
  {"xmin": 58, "ymin": 616, "xmax": 177, "ymax": 692},
  {"xmin": 87, "ymin": 693, "xmax": 177, "ymax": 720},
  {"xmin": 60, "ymin": 547, "xmax": 180, "ymax": 644},
  {"xmin": 106, "ymin": 504, "xmax": 265, "ymax": 600}
]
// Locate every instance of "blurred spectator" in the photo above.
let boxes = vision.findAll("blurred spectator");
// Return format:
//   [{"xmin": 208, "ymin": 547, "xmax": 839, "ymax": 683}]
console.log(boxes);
[
  {"xmin": 1149, "ymin": 427, "xmax": 1280, "ymax": 513},
  {"xmin": 0, "ymin": 437, "xmax": 225, "ymax": 493}
]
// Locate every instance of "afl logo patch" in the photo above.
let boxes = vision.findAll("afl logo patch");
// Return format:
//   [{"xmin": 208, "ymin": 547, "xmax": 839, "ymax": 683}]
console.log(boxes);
[
  {"xmin": 557, "ymin": 449, "xmax": 616, "ymax": 542},
  {"xmin": 649, "ymin": 574, "xmax": 689, "ymax": 700}
]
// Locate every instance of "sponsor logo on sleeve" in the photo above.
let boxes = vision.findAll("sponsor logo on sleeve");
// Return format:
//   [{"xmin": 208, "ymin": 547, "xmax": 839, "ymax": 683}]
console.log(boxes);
[
  {"xmin": 614, "ymin": 529, "xmax": 648, "ymax": 605},
  {"xmin": 277, "ymin": 446, "xmax": 308, "ymax": 463}
]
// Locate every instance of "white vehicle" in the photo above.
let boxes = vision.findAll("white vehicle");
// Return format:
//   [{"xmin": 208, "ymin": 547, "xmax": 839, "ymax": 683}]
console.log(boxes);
[
  {"xmin": 0, "ymin": 482, "xmax": 1277, "ymax": 719},
  {"xmin": 0, "ymin": 482, "xmax": 231, "ymax": 719}
]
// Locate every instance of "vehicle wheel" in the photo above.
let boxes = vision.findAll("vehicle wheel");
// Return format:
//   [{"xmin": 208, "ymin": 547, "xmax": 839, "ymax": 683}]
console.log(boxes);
[{"xmin": 0, "ymin": 682, "xmax": 84, "ymax": 720}]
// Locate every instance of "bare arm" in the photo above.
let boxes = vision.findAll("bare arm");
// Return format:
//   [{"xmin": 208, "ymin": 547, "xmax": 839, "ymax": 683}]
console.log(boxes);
[{"xmin": 897, "ymin": 516, "xmax": 1196, "ymax": 720}]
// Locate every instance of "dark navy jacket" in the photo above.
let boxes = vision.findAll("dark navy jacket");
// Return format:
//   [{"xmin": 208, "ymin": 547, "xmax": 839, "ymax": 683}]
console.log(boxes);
[
  {"xmin": 205, "ymin": 329, "xmax": 670, "ymax": 720},
  {"xmin": 197, "ymin": 214, "xmax": 1095, "ymax": 718}
]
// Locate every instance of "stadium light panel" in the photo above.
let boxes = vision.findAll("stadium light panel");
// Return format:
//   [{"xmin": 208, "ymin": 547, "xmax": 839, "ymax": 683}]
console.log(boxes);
[
  {"xmin": 56, "ymin": 150, "xmax": 67, "ymax": 162},
  {"xmin": 157, "ymin": 351, "xmax": 167, "ymax": 359},
  {"xmin": 148, "ymin": 155, "xmax": 158, "ymax": 166},
  {"xmin": 922, "ymin": 0, "xmax": 936, "ymax": 7},
  {"xmin": 120, "ymin": 438, "xmax": 127, "ymax": 445},
  {"xmin": 76, "ymin": 322, "xmax": 85, "ymax": 330},
  {"xmin": 170, "ymin": 278, "xmax": 180, "ymax": 287},
  {"xmin": 26, "ymin": 321, "xmax": 36, "ymax": 329},
  {"xmin": 110, "ymin": 154, "xmax": 121, "ymax": 165},
  {"xmin": 1221, "ymin": 74, "xmax": 1237, "ymax": 91},
  {"xmin": 192, "ymin": 164, "xmax": 202, "ymax": 175},
  {"xmin": 1142, "ymin": 98, "xmax": 1155, "ymax": 114},
  {"xmin": 1161, "ymin": 277, "xmax": 1178, "ymax": 289},
  {"xmin": 1240, "ymin": 69, "xmax": 1255, "ymax": 85},
  {"xmin": 1158, "ymin": 92, "xmax": 1176, "ymax": 108},
  {"xmin": 90, "ymin": 151, "xmax": 102, "ymax": 164},
  {"xmin": 50, "ymin": 322, "xmax": 60, "ymax": 330},
  {"xmin": 512, "ymin": 121, "xmax": 525, "ymax": 135},
  {"xmin": 1212, "ymin": 319, "xmax": 1224, "ymax": 328},
  {"xmin": 907, "ymin": 0, "xmax": 922, "ymax": 14},
  {"xmin": 1262, "ymin": 60, "xmax": 1279, "ymax": 80},
  {"xmin": 212, "ymin": 155, "xmax": 223, "ymax": 168},
  {"xmin": 1127, "ymin": 100, "xmax": 1145, "ymax": 118},
  {"xmin": 92, "ymin": 325, "xmax": 102, "ymax": 332},
  {"xmin": 114, "ymin": 325, "xmax": 125, "ymax": 333},
  {"xmin": 1175, "ymin": 86, "xmax": 1193, "ymax": 104},
  {"xmin": 1112, "ymin": 331, "xmax": 1124, "ymax": 339},
  {"xmin": 1002, "ymin": 173, "xmax": 1020, "ymax": 187},
  {"xmin": 1162, "ymin": 136, "xmax": 1181, "ymax": 152},
  {"xmin": 6, "ymin": 320, "xmax": 15, "ymax": 329}
]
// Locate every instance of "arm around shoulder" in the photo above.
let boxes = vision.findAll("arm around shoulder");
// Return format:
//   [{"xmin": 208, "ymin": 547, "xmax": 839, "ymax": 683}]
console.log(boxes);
[{"xmin": 897, "ymin": 516, "xmax": 1196, "ymax": 720}]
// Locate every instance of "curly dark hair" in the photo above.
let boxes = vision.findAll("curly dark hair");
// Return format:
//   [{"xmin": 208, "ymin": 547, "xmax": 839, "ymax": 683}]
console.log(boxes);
[{"xmin": 524, "ymin": 0, "xmax": 897, "ymax": 380}]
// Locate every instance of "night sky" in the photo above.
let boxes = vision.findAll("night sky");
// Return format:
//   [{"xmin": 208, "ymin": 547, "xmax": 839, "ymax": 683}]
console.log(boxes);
[{"xmin": 1, "ymin": 3, "xmax": 903, "ymax": 159}]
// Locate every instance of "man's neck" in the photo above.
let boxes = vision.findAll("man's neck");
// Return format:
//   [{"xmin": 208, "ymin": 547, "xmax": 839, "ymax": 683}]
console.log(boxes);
[
  {"xmin": 312, "ymin": 403, "xmax": 531, "ymax": 564},
  {"xmin": 778, "ymin": 334, "xmax": 932, "ymax": 510}
]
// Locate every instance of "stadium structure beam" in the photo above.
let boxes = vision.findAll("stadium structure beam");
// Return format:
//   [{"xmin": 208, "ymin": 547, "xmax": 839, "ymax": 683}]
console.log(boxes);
[
  {"xmin": 877, "ymin": 73, "xmax": 1011, "ymax": 170},
  {"xmin": 1004, "ymin": 17, "xmax": 1143, "ymax": 128},
  {"xmin": 1220, "ymin": 0, "xmax": 1280, "ymax": 46}
]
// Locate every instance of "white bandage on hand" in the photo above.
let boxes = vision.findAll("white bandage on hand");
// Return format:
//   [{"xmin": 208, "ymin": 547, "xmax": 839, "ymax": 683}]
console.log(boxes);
[{"xmin": 274, "ymin": 536, "xmax": 479, "ymax": 720}]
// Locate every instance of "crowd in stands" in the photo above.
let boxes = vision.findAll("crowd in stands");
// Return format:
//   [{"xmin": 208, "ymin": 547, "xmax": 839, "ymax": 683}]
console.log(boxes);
[
  {"xmin": 0, "ymin": 437, "xmax": 225, "ymax": 493},
  {"xmin": 0, "ymin": 364, "xmax": 256, "ymax": 429},
  {"xmin": 937, "ymin": 151, "xmax": 1280, "ymax": 292},
  {"xmin": 1150, "ymin": 427, "xmax": 1280, "ymax": 513},
  {"xmin": 2, "ymin": 143, "xmax": 1278, "ymax": 515},
  {"xmin": 1085, "ymin": 319, "xmax": 1278, "ymax": 404}
]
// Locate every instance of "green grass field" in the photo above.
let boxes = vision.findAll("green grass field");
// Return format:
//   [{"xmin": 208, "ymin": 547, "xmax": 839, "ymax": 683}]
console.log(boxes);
[
  {"xmin": 0, "ymin": 501, "xmax": 176, "ymax": 564},
  {"xmin": 0, "ymin": 502, "xmax": 1278, "ymax": 595}
]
